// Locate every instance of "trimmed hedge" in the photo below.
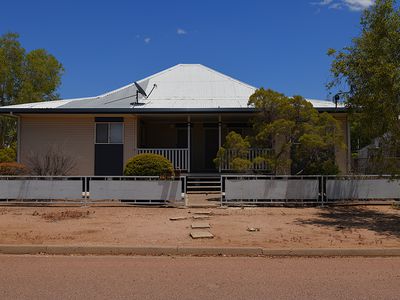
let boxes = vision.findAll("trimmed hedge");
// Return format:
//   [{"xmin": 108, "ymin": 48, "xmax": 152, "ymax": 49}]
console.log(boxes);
[
  {"xmin": 0, "ymin": 162, "xmax": 29, "ymax": 175},
  {"xmin": 124, "ymin": 153, "xmax": 174, "ymax": 177}
]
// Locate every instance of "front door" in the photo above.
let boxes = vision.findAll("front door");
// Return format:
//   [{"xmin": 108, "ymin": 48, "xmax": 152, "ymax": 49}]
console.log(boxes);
[
  {"xmin": 204, "ymin": 126, "xmax": 219, "ymax": 171},
  {"xmin": 94, "ymin": 118, "xmax": 124, "ymax": 175}
]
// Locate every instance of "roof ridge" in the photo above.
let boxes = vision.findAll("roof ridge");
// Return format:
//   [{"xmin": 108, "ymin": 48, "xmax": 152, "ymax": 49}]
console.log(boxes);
[
  {"xmin": 198, "ymin": 64, "xmax": 257, "ymax": 91},
  {"xmin": 98, "ymin": 82, "xmax": 136, "ymax": 98},
  {"xmin": 99, "ymin": 64, "xmax": 257, "ymax": 99},
  {"xmin": 136, "ymin": 64, "xmax": 185, "ymax": 82},
  {"xmin": 97, "ymin": 64, "xmax": 184, "ymax": 98}
]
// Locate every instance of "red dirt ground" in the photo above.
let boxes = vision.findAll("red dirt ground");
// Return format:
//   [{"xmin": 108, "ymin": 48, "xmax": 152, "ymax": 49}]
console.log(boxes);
[{"xmin": 0, "ymin": 205, "xmax": 399, "ymax": 248}]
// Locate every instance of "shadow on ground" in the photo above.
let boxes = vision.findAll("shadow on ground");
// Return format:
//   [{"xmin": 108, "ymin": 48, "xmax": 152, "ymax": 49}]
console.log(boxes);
[{"xmin": 297, "ymin": 206, "xmax": 400, "ymax": 238}]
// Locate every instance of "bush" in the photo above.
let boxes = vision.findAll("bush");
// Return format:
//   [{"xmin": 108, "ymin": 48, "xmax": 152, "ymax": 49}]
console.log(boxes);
[
  {"xmin": 124, "ymin": 153, "xmax": 174, "ymax": 177},
  {"xmin": 0, "ymin": 147, "xmax": 16, "ymax": 163},
  {"xmin": 27, "ymin": 146, "xmax": 76, "ymax": 175},
  {"xmin": 0, "ymin": 162, "xmax": 29, "ymax": 175}
]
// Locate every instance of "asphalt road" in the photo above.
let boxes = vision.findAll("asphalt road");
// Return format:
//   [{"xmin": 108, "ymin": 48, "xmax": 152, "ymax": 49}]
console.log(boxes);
[{"xmin": 1, "ymin": 255, "xmax": 399, "ymax": 300}]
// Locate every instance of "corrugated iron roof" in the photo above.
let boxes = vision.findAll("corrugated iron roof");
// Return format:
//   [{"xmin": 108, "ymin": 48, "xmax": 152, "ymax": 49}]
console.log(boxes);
[{"xmin": 0, "ymin": 64, "xmax": 343, "ymax": 112}]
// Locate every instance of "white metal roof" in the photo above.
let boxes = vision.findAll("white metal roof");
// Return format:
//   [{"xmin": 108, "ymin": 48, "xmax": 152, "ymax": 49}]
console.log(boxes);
[{"xmin": 0, "ymin": 64, "xmax": 341, "ymax": 111}]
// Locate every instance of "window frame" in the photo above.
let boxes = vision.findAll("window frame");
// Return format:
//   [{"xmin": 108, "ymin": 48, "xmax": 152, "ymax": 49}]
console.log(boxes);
[{"xmin": 95, "ymin": 122, "xmax": 124, "ymax": 145}]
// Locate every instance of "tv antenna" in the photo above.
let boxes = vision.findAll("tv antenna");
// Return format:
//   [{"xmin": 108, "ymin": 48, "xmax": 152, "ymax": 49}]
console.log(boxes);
[{"xmin": 333, "ymin": 91, "xmax": 349, "ymax": 108}]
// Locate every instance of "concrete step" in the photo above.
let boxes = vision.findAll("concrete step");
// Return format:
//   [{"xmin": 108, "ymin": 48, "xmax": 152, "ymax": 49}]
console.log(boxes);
[
  {"xmin": 186, "ymin": 191, "xmax": 221, "ymax": 195},
  {"xmin": 187, "ymin": 181, "xmax": 221, "ymax": 184},
  {"xmin": 187, "ymin": 186, "xmax": 221, "ymax": 189},
  {"xmin": 186, "ymin": 175, "xmax": 222, "ymax": 194}
]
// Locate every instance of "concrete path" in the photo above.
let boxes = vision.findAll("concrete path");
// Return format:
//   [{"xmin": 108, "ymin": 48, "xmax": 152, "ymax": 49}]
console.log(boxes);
[{"xmin": 1, "ymin": 255, "xmax": 399, "ymax": 299}]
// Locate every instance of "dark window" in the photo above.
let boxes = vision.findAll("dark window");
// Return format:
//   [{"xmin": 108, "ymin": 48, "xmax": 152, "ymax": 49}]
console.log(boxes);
[
  {"xmin": 96, "ymin": 123, "xmax": 123, "ymax": 144},
  {"xmin": 96, "ymin": 123, "xmax": 109, "ymax": 143}
]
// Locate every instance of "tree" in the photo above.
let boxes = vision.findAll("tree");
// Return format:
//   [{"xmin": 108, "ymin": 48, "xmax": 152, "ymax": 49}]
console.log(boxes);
[
  {"xmin": 0, "ymin": 32, "xmax": 64, "ymax": 149},
  {"xmin": 328, "ymin": 0, "xmax": 400, "ymax": 173},
  {"xmin": 248, "ymin": 89, "xmax": 343, "ymax": 175},
  {"xmin": 214, "ymin": 131, "xmax": 253, "ymax": 173}
]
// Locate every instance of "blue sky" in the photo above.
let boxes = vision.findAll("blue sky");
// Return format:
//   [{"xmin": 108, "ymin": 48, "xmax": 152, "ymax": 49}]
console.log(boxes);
[{"xmin": 0, "ymin": 0, "xmax": 374, "ymax": 100}]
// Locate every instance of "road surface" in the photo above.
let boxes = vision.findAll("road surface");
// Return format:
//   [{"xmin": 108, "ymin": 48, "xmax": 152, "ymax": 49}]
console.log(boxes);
[{"xmin": 0, "ymin": 255, "xmax": 399, "ymax": 299}]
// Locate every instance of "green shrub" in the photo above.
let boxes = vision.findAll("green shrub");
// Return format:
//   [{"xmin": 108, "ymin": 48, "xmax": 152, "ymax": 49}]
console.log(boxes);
[
  {"xmin": 0, "ymin": 147, "xmax": 16, "ymax": 163},
  {"xmin": 0, "ymin": 162, "xmax": 29, "ymax": 175},
  {"xmin": 124, "ymin": 153, "xmax": 174, "ymax": 177}
]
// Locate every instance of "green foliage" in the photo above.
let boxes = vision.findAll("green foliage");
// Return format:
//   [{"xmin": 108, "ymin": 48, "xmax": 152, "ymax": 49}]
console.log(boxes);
[
  {"xmin": 124, "ymin": 153, "xmax": 174, "ymax": 177},
  {"xmin": 229, "ymin": 157, "xmax": 253, "ymax": 173},
  {"xmin": 0, "ymin": 162, "xmax": 28, "ymax": 175},
  {"xmin": 0, "ymin": 32, "xmax": 64, "ymax": 148},
  {"xmin": 328, "ymin": 0, "xmax": 400, "ymax": 173},
  {"xmin": 214, "ymin": 131, "xmax": 252, "ymax": 172},
  {"xmin": 0, "ymin": 146, "xmax": 16, "ymax": 162},
  {"xmin": 248, "ymin": 89, "xmax": 343, "ymax": 175}
]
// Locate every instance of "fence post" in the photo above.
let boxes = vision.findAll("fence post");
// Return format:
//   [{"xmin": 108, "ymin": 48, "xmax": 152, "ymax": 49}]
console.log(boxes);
[
  {"xmin": 182, "ymin": 176, "xmax": 187, "ymax": 206},
  {"xmin": 318, "ymin": 176, "xmax": 324, "ymax": 207},
  {"xmin": 322, "ymin": 176, "xmax": 326, "ymax": 206},
  {"xmin": 220, "ymin": 176, "xmax": 225, "ymax": 207},
  {"xmin": 84, "ymin": 177, "xmax": 89, "ymax": 206}
]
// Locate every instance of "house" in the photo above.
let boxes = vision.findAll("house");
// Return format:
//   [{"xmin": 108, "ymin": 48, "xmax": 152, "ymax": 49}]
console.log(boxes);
[{"xmin": 0, "ymin": 64, "xmax": 350, "ymax": 175}]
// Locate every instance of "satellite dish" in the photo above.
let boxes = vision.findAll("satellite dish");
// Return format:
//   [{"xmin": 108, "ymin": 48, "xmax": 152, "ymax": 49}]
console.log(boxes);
[
  {"xmin": 134, "ymin": 82, "xmax": 147, "ymax": 98},
  {"xmin": 130, "ymin": 82, "xmax": 157, "ymax": 106}
]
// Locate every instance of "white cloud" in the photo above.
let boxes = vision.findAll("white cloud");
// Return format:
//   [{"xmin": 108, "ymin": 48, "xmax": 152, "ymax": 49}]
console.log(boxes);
[
  {"xmin": 144, "ymin": 37, "xmax": 151, "ymax": 44},
  {"xmin": 344, "ymin": 0, "xmax": 374, "ymax": 11},
  {"xmin": 329, "ymin": 3, "xmax": 342, "ymax": 9},
  {"xmin": 177, "ymin": 28, "xmax": 187, "ymax": 35},
  {"xmin": 312, "ymin": 0, "xmax": 374, "ymax": 11}
]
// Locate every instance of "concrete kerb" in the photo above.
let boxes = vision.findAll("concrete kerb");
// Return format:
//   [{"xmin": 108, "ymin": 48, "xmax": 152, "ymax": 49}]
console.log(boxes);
[
  {"xmin": 1, "ymin": 245, "xmax": 400, "ymax": 257},
  {"xmin": 177, "ymin": 247, "xmax": 263, "ymax": 256},
  {"xmin": 261, "ymin": 248, "xmax": 400, "ymax": 257}
]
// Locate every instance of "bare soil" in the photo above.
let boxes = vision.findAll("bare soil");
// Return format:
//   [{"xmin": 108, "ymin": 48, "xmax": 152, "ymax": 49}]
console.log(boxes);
[{"xmin": 0, "ymin": 205, "xmax": 400, "ymax": 248}]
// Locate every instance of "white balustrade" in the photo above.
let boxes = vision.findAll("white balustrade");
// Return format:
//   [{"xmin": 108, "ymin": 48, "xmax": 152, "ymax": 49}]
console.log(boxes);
[
  {"xmin": 220, "ymin": 148, "xmax": 273, "ymax": 171},
  {"xmin": 135, "ymin": 148, "xmax": 190, "ymax": 171}
]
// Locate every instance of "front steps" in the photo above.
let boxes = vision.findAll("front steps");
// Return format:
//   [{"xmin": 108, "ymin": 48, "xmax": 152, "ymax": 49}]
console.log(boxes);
[{"xmin": 186, "ymin": 175, "xmax": 221, "ymax": 194}]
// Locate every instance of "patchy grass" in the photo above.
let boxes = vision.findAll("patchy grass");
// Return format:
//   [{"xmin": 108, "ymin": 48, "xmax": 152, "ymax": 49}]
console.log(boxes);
[{"xmin": 35, "ymin": 210, "xmax": 93, "ymax": 222}]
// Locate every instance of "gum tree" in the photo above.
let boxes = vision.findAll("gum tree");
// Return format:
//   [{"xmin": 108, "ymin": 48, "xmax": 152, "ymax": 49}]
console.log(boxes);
[
  {"xmin": 0, "ymin": 33, "xmax": 64, "ymax": 157},
  {"xmin": 215, "ymin": 88, "xmax": 344, "ymax": 175},
  {"xmin": 328, "ymin": 0, "xmax": 400, "ymax": 173},
  {"xmin": 249, "ymin": 89, "xmax": 343, "ymax": 175}
]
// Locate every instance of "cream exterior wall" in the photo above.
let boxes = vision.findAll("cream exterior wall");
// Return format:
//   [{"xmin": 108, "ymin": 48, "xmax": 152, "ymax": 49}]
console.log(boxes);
[
  {"xmin": 123, "ymin": 116, "xmax": 137, "ymax": 165},
  {"xmin": 17, "ymin": 113, "xmax": 349, "ymax": 175},
  {"xmin": 19, "ymin": 115, "xmax": 137, "ymax": 175}
]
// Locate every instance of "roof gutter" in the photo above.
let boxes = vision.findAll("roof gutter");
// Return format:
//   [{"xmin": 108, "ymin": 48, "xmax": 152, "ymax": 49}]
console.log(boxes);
[{"xmin": 0, "ymin": 107, "xmax": 347, "ymax": 114}]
